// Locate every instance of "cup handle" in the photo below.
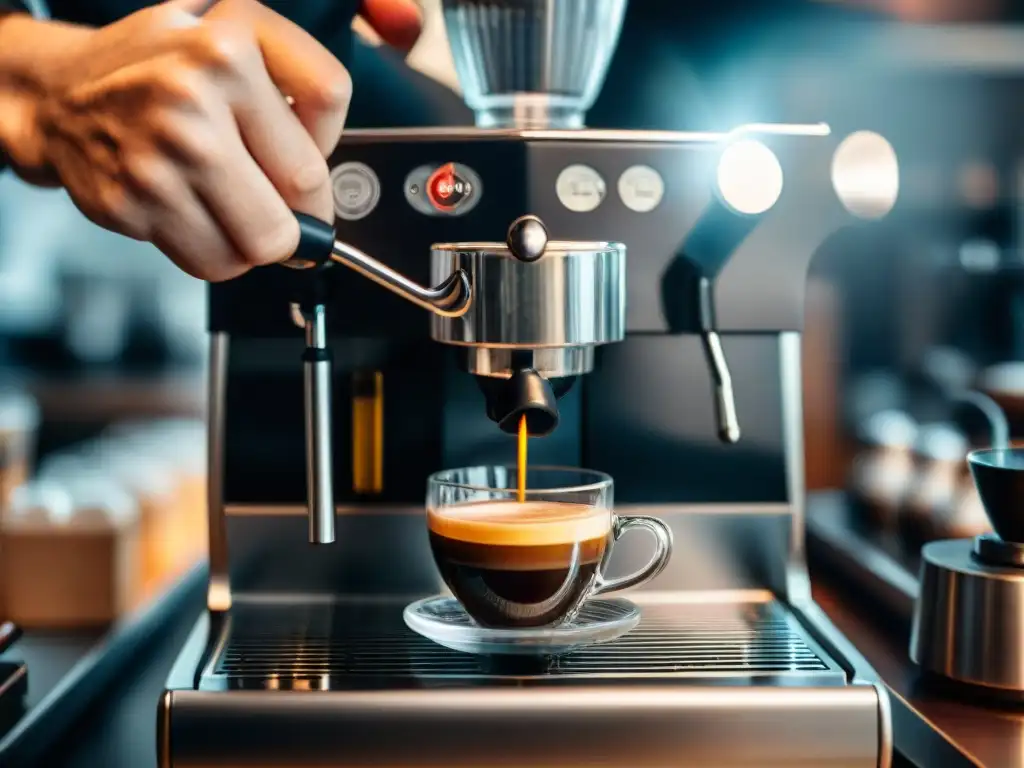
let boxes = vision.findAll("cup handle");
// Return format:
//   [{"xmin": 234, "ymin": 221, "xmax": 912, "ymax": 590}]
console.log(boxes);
[{"xmin": 592, "ymin": 515, "xmax": 673, "ymax": 596}]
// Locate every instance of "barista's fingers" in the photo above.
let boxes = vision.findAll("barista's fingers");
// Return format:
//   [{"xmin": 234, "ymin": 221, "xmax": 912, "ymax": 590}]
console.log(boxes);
[
  {"xmin": 204, "ymin": 0, "xmax": 352, "ymax": 157},
  {"xmin": 359, "ymin": 0, "xmax": 424, "ymax": 52},
  {"xmin": 150, "ymin": 188, "xmax": 250, "ymax": 284},
  {"xmin": 152, "ymin": 196, "xmax": 251, "ymax": 283},
  {"xmin": 188, "ymin": 127, "xmax": 302, "ymax": 268},
  {"xmin": 121, "ymin": 152, "xmax": 251, "ymax": 282},
  {"xmin": 54, "ymin": 138, "xmax": 152, "ymax": 242},
  {"xmin": 155, "ymin": 72, "xmax": 301, "ymax": 268},
  {"xmin": 196, "ymin": 18, "xmax": 334, "ymax": 221},
  {"xmin": 153, "ymin": 220, "xmax": 250, "ymax": 283},
  {"xmin": 236, "ymin": 88, "xmax": 333, "ymax": 224},
  {"xmin": 70, "ymin": 176, "xmax": 151, "ymax": 242}
]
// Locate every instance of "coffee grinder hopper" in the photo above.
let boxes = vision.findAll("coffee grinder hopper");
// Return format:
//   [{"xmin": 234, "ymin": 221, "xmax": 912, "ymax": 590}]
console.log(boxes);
[
  {"xmin": 443, "ymin": 0, "xmax": 628, "ymax": 129},
  {"xmin": 910, "ymin": 443, "xmax": 1024, "ymax": 695}
]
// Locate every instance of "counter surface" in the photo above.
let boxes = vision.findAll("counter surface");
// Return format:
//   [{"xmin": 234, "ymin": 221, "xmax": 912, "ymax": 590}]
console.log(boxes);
[{"xmin": 808, "ymin": 492, "xmax": 1024, "ymax": 768}]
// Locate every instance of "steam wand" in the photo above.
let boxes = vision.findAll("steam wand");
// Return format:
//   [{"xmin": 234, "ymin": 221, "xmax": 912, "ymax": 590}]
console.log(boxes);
[
  {"xmin": 661, "ymin": 200, "xmax": 743, "ymax": 446},
  {"xmin": 697, "ymin": 276, "xmax": 741, "ymax": 444},
  {"xmin": 290, "ymin": 302, "xmax": 335, "ymax": 544},
  {"xmin": 283, "ymin": 213, "xmax": 474, "ymax": 544}
]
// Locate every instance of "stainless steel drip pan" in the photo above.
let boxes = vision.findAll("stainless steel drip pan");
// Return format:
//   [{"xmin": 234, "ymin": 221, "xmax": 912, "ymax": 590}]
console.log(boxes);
[
  {"xmin": 163, "ymin": 597, "xmax": 886, "ymax": 767},
  {"xmin": 199, "ymin": 599, "xmax": 844, "ymax": 691}
]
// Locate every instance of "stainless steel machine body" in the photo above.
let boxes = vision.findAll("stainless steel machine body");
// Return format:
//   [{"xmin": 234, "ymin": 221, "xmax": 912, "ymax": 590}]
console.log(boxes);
[
  {"xmin": 161, "ymin": 2, "xmax": 894, "ymax": 765},
  {"xmin": 160, "ymin": 123, "xmax": 894, "ymax": 768},
  {"xmin": 430, "ymin": 238, "xmax": 626, "ymax": 379}
]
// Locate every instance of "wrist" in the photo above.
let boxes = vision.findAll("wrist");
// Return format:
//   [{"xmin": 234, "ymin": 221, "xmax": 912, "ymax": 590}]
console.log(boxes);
[
  {"xmin": 0, "ymin": 14, "xmax": 37, "ymax": 152},
  {"xmin": 0, "ymin": 14, "xmax": 89, "ymax": 180}
]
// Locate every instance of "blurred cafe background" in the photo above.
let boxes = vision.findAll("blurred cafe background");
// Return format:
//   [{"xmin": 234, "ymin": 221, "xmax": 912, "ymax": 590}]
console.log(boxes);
[{"xmin": 1, "ymin": 0, "xmax": 1024, "ymax": 766}]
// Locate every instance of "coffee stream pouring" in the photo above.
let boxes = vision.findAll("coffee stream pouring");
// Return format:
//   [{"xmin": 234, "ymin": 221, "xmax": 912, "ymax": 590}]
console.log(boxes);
[{"xmin": 279, "ymin": 211, "xmax": 627, "ymax": 543}]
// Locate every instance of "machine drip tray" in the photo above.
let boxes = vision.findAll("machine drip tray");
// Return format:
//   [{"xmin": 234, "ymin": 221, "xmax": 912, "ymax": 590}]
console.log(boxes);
[
  {"xmin": 168, "ymin": 598, "xmax": 885, "ymax": 766},
  {"xmin": 200, "ymin": 599, "xmax": 846, "ymax": 690}
]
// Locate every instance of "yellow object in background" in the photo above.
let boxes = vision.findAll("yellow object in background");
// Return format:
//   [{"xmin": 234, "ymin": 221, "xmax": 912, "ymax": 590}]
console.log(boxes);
[{"xmin": 353, "ymin": 371, "xmax": 384, "ymax": 495}]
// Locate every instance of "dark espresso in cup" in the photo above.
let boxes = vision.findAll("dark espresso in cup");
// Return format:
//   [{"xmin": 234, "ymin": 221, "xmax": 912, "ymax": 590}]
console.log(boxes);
[{"xmin": 428, "ymin": 500, "xmax": 612, "ymax": 628}]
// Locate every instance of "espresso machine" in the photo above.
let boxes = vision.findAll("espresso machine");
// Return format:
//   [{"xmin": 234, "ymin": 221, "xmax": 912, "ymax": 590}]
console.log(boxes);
[{"xmin": 161, "ymin": 2, "xmax": 895, "ymax": 765}]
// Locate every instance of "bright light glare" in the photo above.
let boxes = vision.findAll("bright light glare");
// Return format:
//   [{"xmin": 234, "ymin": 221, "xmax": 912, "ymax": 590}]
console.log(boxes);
[
  {"xmin": 716, "ymin": 139, "xmax": 784, "ymax": 216},
  {"xmin": 831, "ymin": 131, "xmax": 899, "ymax": 220}
]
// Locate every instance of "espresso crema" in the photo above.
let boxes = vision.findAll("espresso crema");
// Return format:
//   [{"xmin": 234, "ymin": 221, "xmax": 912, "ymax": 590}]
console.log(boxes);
[{"xmin": 428, "ymin": 500, "xmax": 611, "ymax": 627}]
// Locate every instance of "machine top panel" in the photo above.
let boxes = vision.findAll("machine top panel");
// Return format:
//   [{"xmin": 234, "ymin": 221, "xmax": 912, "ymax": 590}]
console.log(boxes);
[{"xmin": 338, "ymin": 123, "xmax": 832, "ymax": 145}]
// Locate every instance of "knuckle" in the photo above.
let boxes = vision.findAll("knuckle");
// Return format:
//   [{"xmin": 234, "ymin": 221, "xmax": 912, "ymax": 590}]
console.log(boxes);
[
  {"xmin": 243, "ymin": 218, "xmax": 299, "ymax": 267},
  {"xmin": 281, "ymin": 161, "xmax": 330, "ymax": 202},
  {"xmin": 160, "ymin": 66, "xmax": 212, "ymax": 111},
  {"xmin": 144, "ymin": 3, "xmax": 189, "ymax": 31},
  {"xmin": 309, "ymin": 66, "xmax": 352, "ymax": 113},
  {"xmin": 195, "ymin": 23, "xmax": 259, "ymax": 74},
  {"xmin": 122, "ymin": 152, "xmax": 169, "ymax": 200},
  {"xmin": 157, "ymin": 115, "xmax": 223, "ymax": 169}
]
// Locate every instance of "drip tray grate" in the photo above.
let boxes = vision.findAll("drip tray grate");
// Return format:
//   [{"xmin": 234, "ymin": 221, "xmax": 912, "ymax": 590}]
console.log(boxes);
[{"xmin": 203, "ymin": 600, "xmax": 845, "ymax": 690}]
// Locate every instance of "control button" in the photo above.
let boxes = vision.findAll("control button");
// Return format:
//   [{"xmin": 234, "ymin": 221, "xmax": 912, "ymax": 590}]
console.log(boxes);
[
  {"xmin": 426, "ymin": 163, "xmax": 473, "ymax": 211},
  {"xmin": 404, "ymin": 163, "xmax": 483, "ymax": 217},
  {"xmin": 331, "ymin": 162, "xmax": 380, "ymax": 221},
  {"xmin": 556, "ymin": 165, "xmax": 606, "ymax": 213},
  {"xmin": 618, "ymin": 165, "xmax": 664, "ymax": 213}
]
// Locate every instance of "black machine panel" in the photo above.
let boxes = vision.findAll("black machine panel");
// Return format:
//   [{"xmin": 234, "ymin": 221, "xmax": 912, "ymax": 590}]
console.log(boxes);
[
  {"xmin": 585, "ymin": 335, "xmax": 788, "ymax": 504},
  {"xmin": 209, "ymin": 139, "xmax": 530, "ymax": 339},
  {"xmin": 214, "ymin": 134, "xmax": 798, "ymax": 507}
]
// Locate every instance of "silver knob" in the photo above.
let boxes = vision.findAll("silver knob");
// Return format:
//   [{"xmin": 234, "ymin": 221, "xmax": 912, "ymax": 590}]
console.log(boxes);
[{"xmin": 506, "ymin": 215, "xmax": 549, "ymax": 263}]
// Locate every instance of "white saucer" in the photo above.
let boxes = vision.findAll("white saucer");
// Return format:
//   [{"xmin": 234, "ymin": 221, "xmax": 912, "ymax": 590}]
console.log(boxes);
[{"xmin": 403, "ymin": 595, "xmax": 640, "ymax": 657}]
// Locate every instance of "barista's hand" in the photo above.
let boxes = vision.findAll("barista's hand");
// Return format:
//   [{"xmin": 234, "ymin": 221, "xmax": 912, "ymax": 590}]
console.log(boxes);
[{"xmin": 0, "ymin": 0, "xmax": 422, "ymax": 282}]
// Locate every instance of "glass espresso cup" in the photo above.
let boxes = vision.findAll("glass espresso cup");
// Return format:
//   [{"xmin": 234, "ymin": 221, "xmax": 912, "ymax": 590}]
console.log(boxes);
[{"xmin": 426, "ymin": 466, "xmax": 673, "ymax": 628}]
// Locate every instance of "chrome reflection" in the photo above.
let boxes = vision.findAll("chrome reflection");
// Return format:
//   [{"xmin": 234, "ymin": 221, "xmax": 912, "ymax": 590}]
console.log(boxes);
[
  {"xmin": 831, "ymin": 131, "xmax": 900, "ymax": 220},
  {"xmin": 716, "ymin": 139, "xmax": 784, "ymax": 216}
]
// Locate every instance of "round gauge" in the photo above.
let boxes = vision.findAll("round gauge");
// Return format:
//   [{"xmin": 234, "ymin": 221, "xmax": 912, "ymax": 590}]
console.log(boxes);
[
  {"xmin": 556, "ymin": 165, "xmax": 606, "ymax": 213},
  {"xmin": 331, "ymin": 162, "xmax": 381, "ymax": 221},
  {"xmin": 618, "ymin": 165, "xmax": 664, "ymax": 213}
]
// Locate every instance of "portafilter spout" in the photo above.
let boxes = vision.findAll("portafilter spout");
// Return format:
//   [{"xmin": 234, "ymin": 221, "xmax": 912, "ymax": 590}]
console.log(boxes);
[
  {"xmin": 282, "ymin": 213, "xmax": 473, "ymax": 544},
  {"xmin": 431, "ymin": 216, "xmax": 627, "ymax": 438}
]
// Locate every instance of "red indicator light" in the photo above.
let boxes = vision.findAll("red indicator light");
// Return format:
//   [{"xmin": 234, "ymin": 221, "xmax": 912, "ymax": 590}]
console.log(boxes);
[{"xmin": 426, "ymin": 163, "xmax": 469, "ymax": 211}]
